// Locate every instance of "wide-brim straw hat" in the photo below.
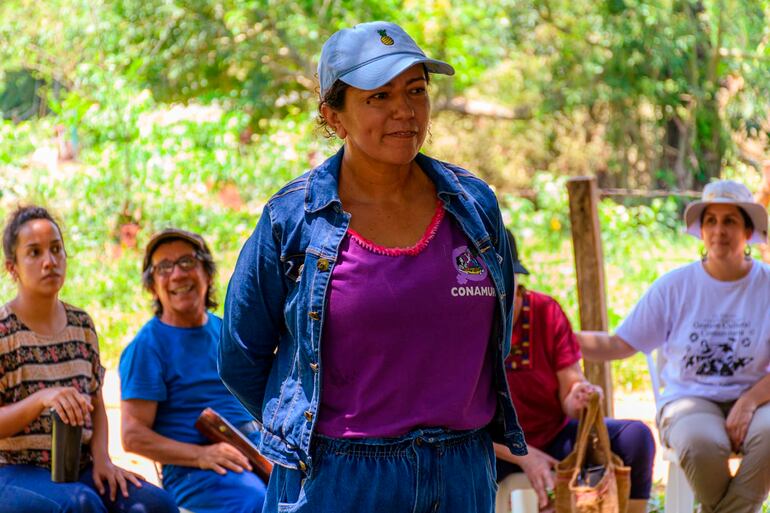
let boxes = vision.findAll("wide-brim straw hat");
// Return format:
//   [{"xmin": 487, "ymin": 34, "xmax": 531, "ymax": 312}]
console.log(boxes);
[{"xmin": 683, "ymin": 180, "xmax": 768, "ymax": 244}]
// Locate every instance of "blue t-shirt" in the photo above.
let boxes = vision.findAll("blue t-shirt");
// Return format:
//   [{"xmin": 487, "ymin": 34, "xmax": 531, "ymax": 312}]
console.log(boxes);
[{"xmin": 119, "ymin": 314, "xmax": 253, "ymax": 445}]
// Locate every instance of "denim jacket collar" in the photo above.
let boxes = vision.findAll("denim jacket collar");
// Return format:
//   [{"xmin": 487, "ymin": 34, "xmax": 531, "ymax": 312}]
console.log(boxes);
[{"xmin": 305, "ymin": 147, "xmax": 466, "ymax": 214}]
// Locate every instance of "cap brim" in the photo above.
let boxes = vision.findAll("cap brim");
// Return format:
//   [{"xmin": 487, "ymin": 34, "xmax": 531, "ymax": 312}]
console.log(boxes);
[
  {"xmin": 143, "ymin": 230, "xmax": 208, "ymax": 271},
  {"xmin": 340, "ymin": 53, "xmax": 454, "ymax": 91},
  {"xmin": 684, "ymin": 200, "xmax": 768, "ymax": 244},
  {"xmin": 514, "ymin": 262, "xmax": 530, "ymax": 275}
]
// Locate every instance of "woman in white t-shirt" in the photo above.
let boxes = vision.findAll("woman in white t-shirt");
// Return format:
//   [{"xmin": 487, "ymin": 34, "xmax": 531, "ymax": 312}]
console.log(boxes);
[{"xmin": 579, "ymin": 180, "xmax": 770, "ymax": 513}]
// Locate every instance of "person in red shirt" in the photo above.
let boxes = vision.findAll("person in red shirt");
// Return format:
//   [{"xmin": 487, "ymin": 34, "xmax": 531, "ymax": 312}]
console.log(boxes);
[{"xmin": 494, "ymin": 231, "xmax": 654, "ymax": 513}]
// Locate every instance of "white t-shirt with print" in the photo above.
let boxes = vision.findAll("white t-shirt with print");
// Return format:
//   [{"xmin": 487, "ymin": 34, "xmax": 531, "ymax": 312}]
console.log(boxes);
[{"xmin": 617, "ymin": 260, "xmax": 770, "ymax": 411}]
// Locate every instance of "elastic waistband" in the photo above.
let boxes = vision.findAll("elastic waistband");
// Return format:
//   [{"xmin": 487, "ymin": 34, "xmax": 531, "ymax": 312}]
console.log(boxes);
[{"xmin": 313, "ymin": 427, "xmax": 487, "ymax": 457}]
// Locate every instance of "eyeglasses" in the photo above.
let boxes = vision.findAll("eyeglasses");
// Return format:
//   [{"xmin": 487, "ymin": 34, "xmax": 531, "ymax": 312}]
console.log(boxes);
[{"xmin": 151, "ymin": 254, "xmax": 201, "ymax": 277}]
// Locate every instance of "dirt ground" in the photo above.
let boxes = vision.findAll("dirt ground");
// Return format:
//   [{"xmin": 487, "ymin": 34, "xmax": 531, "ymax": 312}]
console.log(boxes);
[{"xmin": 102, "ymin": 370, "xmax": 670, "ymax": 489}]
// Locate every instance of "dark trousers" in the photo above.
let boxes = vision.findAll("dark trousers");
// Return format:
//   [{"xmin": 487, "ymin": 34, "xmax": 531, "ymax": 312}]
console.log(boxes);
[{"xmin": 496, "ymin": 418, "xmax": 655, "ymax": 499}]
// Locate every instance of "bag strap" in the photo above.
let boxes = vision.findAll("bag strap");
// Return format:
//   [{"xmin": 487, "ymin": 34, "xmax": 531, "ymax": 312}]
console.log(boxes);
[
  {"xmin": 572, "ymin": 392, "xmax": 613, "ymax": 469},
  {"xmin": 592, "ymin": 394, "xmax": 615, "ymax": 465},
  {"xmin": 572, "ymin": 392, "xmax": 599, "ymax": 469}
]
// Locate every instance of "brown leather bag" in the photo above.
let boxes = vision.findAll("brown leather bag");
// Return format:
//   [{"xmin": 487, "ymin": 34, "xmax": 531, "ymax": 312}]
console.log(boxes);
[
  {"xmin": 194, "ymin": 407, "xmax": 273, "ymax": 483},
  {"xmin": 554, "ymin": 393, "xmax": 631, "ymax": 513}
]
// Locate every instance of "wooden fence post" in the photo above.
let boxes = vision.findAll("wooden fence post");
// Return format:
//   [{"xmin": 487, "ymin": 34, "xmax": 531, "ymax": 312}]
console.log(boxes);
[{"xmin": 567, "ymin": 177, "xmax": 614, "ymax": 417}]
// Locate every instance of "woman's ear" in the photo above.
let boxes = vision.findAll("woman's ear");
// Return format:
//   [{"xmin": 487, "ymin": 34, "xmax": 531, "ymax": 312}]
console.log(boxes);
[
  {"xmin": 4, "ymin": 260, "xmax": 17, "ymax": 282},
  {"xmin": 320, "ymin": 104, "xmax": 347, "ymax": 139}
]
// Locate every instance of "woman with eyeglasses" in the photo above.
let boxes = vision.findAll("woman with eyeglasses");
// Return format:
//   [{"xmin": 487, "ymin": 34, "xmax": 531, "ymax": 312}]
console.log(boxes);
[
  {"xmin": 0, "ymin": 205, "xmax": 177, "ymax": 513},
  {"xmin": 118, "ymin": 229, "xmax": 267, "ymax": 513}
]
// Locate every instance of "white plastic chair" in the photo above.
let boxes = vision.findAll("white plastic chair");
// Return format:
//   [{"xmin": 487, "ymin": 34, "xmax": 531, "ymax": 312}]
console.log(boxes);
[
  {"xmin": 645, "ymin": 350, "xmax": 696, "ymax": 513},
  {"xmin": 495, "ymin": 472, "xmax": 538, "ymax": 513}
]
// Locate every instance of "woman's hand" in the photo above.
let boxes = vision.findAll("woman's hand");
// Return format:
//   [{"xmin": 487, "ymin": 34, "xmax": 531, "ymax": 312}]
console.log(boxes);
[
  {"xmin": 517, "ymin": 447, "xmax": 559, "ymax": 510},
  {"xmin": 726, "ymin": 395, "xmax": 758, "ymax": 452},
  {"xmin": 91, "ymin": 457, "xmax": 143, "ymax": 501},
  {"xmin": 196, "ymin": 442, "xmax": 252, "ymax": 475},
  {"xmin": 36, "ymin": 387, "xmax": 93, "ymax": 426},
  {"xmin": 563, "ymin": 381, "xmax": 603, "ymax": 419}
]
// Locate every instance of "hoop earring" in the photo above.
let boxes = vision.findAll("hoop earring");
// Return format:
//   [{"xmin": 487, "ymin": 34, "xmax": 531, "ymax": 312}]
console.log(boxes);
[
  {"xmin": 745, "ymin": 245, "xmax": 752, "ymax": 260},
  {"xmin": 700, "ymin": 247, "xmax": 708, "ymax": 261}
]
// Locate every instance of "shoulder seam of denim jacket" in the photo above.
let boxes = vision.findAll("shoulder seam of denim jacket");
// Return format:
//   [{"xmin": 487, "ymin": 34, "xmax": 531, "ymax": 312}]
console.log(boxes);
[
  {"xmin": 270, "ymin": 185, "xmax": 306, "ymax": 202},
  {"xmin": 268, "ymin": 172, "xmax": 309, "ymax": 203},
  {"xmin": 264, "ymin": 203, "xmax": 281, "ymax": 243}
]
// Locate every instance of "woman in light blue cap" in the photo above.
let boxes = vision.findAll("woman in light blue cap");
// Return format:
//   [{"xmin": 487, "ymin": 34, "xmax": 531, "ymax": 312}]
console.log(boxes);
[{"xmin": 219, "ymin": 21, "xmax": 525, "ymax": 512}]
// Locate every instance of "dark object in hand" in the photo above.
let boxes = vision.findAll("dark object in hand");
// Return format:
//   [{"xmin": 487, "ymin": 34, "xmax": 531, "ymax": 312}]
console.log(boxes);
[
  {"xmin": 50, "ymin": 409, "xmax": 82, "ymax": 483},
  {"xmin": 194, "ymin": 407, "xmax": 273, "ymax": 483}
]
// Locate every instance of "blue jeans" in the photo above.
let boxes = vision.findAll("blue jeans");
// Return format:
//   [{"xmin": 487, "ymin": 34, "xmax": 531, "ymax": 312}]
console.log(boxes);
[
  {"xmin": 264, "ymin": 428, "xmax": 497, "ymax": 513},
  {"xmin": 0, "ymin": 464, "xmax": 178, "ymax": 513},
  {"xmin": 0, "ymin": 484, "xmax": 61, "ymax": 513},
  {"xmin": 163, "ymin": 464, "xmax": 267, "ymax": 513}
]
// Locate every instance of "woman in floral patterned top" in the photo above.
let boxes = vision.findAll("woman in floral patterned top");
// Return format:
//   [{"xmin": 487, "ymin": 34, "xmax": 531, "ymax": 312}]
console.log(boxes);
[{"xmin": 0, "ymin": 205, "xmax": 176, "ymax": 513}]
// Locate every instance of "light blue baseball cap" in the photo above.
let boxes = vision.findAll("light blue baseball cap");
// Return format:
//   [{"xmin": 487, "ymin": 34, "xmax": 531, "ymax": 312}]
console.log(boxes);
[{"xmin": 318, "ymin": 21, "xmax": 455, "ymax": 97}]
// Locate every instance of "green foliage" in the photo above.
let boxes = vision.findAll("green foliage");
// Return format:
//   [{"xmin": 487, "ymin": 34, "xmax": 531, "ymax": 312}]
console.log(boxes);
[
  {"xmin": 494, "ymin": 0, "xmax": 770, "ymax": 187},
  {"xmin": 93, "ymin": 0, "xmax": 523, "ymax": 121},
  {"xmin": 3, "ymin": 1, "xmax": 770, "ymax": 189}
]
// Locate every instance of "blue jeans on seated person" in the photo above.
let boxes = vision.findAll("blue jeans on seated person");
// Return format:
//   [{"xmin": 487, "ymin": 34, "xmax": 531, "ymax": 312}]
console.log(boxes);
[
  {"xmin": 0, "ymin": 484, "xmax": 61, "ymax": 513},
  {"xmin": 496, "ymin": 418, "xmax": 655, "ymax": 500},
  {"xmin": 161, "ymin": 423, "xmax": 267, "ymax": 513},
  {"xmin": 263, "ymin": 427, "xmax": 497, "ymax": 513},
  {"xmin": 0, "ymin": 463, "xmax": 178, "ymax": 513},
  {"xmin": 162, "ymin": 464, "xmax": 267, "ymax": 513}
]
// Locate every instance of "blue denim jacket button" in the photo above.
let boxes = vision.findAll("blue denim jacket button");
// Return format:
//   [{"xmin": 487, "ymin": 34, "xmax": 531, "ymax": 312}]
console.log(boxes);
[
  {"xmin": 309, "ymin": 362, "xmax": 319, "ymax": 372},
  {"xmin": 308, "ymin": 311, "xmax": 320, "ymax": 320},
  {"xmin": 316, "ymin": 258, "xmax": 330, "ymax": 272},
  {"xmin": 304, "ymin": 410, "xmax": 314, "ymax": 422}
]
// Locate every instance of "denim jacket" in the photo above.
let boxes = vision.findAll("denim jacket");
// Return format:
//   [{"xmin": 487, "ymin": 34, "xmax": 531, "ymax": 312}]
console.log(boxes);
[{"xmin": 219, "ymin": 148, "xmax": 527, "ymax": 471}]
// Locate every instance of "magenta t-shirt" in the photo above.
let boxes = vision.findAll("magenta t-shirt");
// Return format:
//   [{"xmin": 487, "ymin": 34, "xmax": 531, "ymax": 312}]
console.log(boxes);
[{"xmin": 316, "ymin": 205, "xmax": 497, "ymax": 438}]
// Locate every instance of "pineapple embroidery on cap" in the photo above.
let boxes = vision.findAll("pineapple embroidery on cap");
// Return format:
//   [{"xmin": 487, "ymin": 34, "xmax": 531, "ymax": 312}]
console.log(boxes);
[{"xmin": 378, "ymin": 29, "xmax": 394, "ymax": 45}]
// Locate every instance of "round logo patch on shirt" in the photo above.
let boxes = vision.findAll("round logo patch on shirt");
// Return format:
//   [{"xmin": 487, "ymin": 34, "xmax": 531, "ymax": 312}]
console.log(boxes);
[{"xmin": 452, "ymin": 246, "xmax": 487, "ymax": 284}]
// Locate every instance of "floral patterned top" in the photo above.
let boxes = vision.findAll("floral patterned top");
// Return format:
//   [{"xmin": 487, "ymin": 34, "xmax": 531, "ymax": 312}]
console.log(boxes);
[{"xmin": 0, "ymin": 302, "xmax": 105, "ymax": 468}]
